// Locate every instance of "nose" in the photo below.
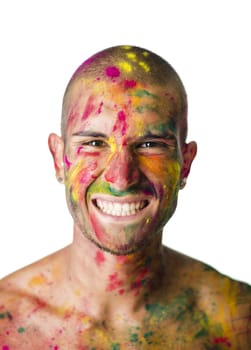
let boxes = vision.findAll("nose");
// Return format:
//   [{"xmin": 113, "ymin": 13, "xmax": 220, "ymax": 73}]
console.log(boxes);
[{"xmin": 104, "ymin": 149, "xmax": 140, "ymax": 191}]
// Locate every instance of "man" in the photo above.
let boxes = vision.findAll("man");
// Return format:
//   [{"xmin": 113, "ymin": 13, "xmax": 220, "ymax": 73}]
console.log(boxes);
[{"xmin": 0, "ymin": 45, "xmax": 250, "ymax": 349}]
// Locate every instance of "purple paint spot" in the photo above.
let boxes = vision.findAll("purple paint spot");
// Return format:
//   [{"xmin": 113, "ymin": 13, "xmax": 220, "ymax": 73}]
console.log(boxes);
[
  {"xmin": 64, "ymin": 155, "xmax": 72, "ymax": 169},
  {"xmin": 105, "ymin": 66, "xmax": 120, "ymax": 78},
  {"xmin": 2, "ymin": 346, "xmax": 9, "ymax": 350},
  {"xmin": 124, "ymin": 80, "xmax": 137, "ymax": 88}
]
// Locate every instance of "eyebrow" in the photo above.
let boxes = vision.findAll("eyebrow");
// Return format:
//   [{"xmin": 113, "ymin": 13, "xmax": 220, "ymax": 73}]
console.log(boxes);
[{"xmin": 72, "ymin": 131, "xmax": 108, "ymax": 138}]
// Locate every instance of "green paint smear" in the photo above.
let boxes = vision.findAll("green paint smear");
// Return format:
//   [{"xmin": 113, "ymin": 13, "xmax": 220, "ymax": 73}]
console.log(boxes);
[
  {"xmin": 194, "ymin": 328, "xmax": 208, "ymax": 339},
  {"xmin": 0, "ymin": 311, "xmax": 13, "ymax": 321},
  {"xmin": 131, "ymin": 89, "xmax": 157, "ymax": 98},
  {"xmin": 130, "ymin": 333, "xmax": 141, "ymax": 344},
  {"xmin": 17, "ymin": 327, "xmax": 25, "ymax": 333},
  {"xmin": 111, "ymin": 343, "xmax": 120, "ymax": 350},
  {"xmin": 145, "ymin": 288, "xmax": 196, "ymax": 322},
  {"xmin": 135, "ymin": 105, "xmax": 159, "ymax": 114},
  {"xmin": 88, "ymin": 181, "xmax": 137, "ymax": 198}
]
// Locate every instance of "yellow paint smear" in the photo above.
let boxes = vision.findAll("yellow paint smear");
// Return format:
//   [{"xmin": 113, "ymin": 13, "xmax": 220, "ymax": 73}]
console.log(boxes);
[
  {"xmin": 28, "ymin": 274, "xmax": 47, "ymax": 288},
  {"xmin": 118, "ymin": 61, "xmax": 132, "ymax": 73},
  {"xmin": 126, "ymin": 52, "xmax": 137, "ymax": 62},
  {"xmin": 139, "ymin": 61, "xmax": 150, "ymax": 72}
]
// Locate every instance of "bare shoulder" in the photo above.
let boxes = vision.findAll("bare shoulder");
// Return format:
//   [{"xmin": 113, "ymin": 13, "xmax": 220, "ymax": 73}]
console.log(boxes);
[
  {"xmin": 0, "ymin": 247, "xmax": 69, "ymax": 348},
  {"xmin": 165, "ymin": 247, "xmax": 251, "ymax": 348}
]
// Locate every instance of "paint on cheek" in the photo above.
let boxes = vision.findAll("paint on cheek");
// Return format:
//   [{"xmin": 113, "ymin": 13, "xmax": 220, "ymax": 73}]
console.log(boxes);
[
  {"xmin": 2, "ymin": 346, "xmax": 9, "ymax": 350},
  {"xmin": 82, "ymin": 96, "xmax": 96, "ymax": 121},
  {"xmin": 105, "ymin": 66, "xmax": 120, "ymax": 78},
  {"xmin": 95, "ymin": 251, "xmax": 106, "ymax": 266},
  {"xmin": 64, "ymin": 155, "xmax": 72, "ymax": 169}
]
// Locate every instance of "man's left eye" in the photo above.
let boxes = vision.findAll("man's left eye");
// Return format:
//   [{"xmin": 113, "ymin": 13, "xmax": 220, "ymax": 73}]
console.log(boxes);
[{"xmin": 138, "ymin": 141, "xmax": 167, "ymax": 148}]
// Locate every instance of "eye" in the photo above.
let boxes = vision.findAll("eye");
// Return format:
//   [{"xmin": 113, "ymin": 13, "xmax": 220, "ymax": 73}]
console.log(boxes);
[
  {"xmin": 83, "ymin": 140, "xmax": 106, "ymax": 147},
  {"xmin": 140, "ymin": 141, "xmax": 162, "ymax": 148}
]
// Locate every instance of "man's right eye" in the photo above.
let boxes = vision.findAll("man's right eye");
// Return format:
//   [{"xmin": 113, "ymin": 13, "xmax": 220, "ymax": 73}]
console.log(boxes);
[{"xmin": 82, "ymin": 140, "xmax": 106, "ymax": 147}]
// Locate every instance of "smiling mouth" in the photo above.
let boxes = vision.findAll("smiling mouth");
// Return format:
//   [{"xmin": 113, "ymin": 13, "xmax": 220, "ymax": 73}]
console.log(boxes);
[{"xmin": 93, "ymin": 199, "xmax": 149, "ymax": 217}]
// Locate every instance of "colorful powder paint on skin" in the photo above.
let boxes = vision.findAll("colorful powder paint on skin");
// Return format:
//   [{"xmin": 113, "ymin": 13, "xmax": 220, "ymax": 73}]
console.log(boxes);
[
  {"xmin": 106, "ymin": 272, "xmax": 123, "ymax": 292},
  {"xmin": 82, "ymin": 96, "xmax": 96, "ymax": 121},
  {"xmin": 124, "ymin": 80, "xmax": 137, "ymax": 89},
  {"xmin": 97, "ymin": 101, "xmax": 104, "ymax": 114},
  {"xmin": 112, "ymin": 110, "xmax": 127, "ymax": 136},
  {"xmin": 2, "ymin": 346, "xmax": 9, "ymax": 350},
  {"xmin": 105, "ymin": 66, "xmax": 120, "ymax": 78},
  {"xmin": 95, "ymin": 251, "xmax": 105, "ymax": 266},
  {"xmin": 17, "ymin": 327, "xmax": 25, "ymax": 333},
  {"xmin": 212, "ymin": 337, "xmax": 231, "ymax": 347},
  {"xmin": 64, "ymin": 155, "xmax": 72, "ymax": 169}
]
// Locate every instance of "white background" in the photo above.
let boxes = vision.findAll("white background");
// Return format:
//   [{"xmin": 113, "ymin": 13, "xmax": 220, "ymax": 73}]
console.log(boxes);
[{"xmin": 0, "ymin": 1, "xmax": 250, "ymax": 284}]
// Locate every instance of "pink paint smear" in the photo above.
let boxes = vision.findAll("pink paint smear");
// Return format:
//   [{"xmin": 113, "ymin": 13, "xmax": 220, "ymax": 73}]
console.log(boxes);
[
  {"xmin": 213, "ymin": 337, "xmax": 231, "ymax": 347},
  {"xmin": 105, "ymin": 66, "xmax": 120, "ymax": 78}
]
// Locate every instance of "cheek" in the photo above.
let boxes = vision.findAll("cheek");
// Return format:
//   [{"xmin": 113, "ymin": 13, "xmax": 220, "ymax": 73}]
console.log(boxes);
[
  {"xmin": 138, "ymin": 155, "xmax": 181, "ymax": 193},
  {"xmin": 65, "ymin": 159, "xmax": 98, "ymax": 204}
]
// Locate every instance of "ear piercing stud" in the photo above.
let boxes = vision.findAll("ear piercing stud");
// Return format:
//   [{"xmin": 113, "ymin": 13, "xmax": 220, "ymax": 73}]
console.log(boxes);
[
  {"xmin": 180, "ymin": 178, "xmax": 187, "ymax": 189},
  {"xmin": 57, "ymin": 176, "xmax": 64, "ymax": 184}
]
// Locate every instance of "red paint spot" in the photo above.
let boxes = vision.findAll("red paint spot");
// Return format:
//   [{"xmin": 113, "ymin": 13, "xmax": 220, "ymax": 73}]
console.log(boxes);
[
  {"xmin": 106, "ymin": 272, "xmax": 123, "ymax": 292},
  {"xmin": 212, "ymin": 337, "xmax": 231, "ymax": 347},
  {"xmin": 31, "ymin": 298, "xmax": 47, "ymax": 314},
  {"xmin": 64, "ymin": 154, "xmax": 71, "ymax": 169},
  {"xmin": 118, "ymin": 288, "xmax": 125, "ymax": 295},
  {"xmin": 82, "ymin": 96, "xmax": 96, "ymax": 121},
  {"xmin": 105, "ymin": 66, "xmax": 120, "ymax": 78},
  {"xmin": 116, "ymin": 255, "xmax": 128, "ymax": 264},
  {"xmin": 95, "ymin": 251, "xmax": 105, "ymax": 266},
  {"xmin": 124, "ymin": 80, "xmax": 136, "ymax": 88},
  {"xmin": 97, "ymin": 101, "xmax": 104, "ymax": 114},
  {"xmin": 112, "ymin": 110, "xmax": 127, "ymax": 136}
]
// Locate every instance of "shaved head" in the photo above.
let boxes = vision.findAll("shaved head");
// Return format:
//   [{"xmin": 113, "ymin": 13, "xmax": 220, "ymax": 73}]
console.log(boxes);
[{"xmin": 61, "ymin": 45, "xmax": 188, "ymax": 143}]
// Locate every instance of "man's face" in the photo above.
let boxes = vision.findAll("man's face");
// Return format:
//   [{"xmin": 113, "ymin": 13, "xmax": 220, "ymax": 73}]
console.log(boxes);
[{"xmin": 62, "ymin": 78, "xmax": 185, "ymax": 254}]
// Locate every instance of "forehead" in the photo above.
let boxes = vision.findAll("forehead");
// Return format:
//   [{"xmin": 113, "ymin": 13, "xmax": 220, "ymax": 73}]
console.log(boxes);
[{"xmin": 64, "ymin": 77, "xmax": 182, "ymax": 137}]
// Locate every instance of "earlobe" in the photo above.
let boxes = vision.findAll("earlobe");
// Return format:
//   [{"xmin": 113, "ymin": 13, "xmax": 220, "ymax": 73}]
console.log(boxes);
[
  {"xmin": 48, "ymin": 133, "xmax": 65, "ymax": 183},
  {"xmin": 180, "ymin": 141, "xmax": 197, "ymax": 185}
]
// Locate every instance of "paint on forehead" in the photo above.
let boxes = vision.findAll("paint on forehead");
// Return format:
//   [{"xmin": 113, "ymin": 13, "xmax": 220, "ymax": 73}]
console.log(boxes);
[
  {"xmin": 105, "ymin": 66, "xmax": 120, "ymax": 78},
  {"xmin": 81, "ymin": 95, "xmax": 96, "ymax": 121},
  {"xmin": 98, "ymin": 101, "xmax": 104, "ymax": 114},
  {"xmin": 112, "ymin": 110, "xmax": 127, "ymax": 136}
]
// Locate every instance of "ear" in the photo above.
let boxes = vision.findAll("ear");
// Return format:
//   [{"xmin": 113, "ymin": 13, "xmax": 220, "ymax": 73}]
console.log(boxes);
[
  {"xmin": 48, "ymin": 133, "xmax": 65, "ymax": 183},
  {"xmin": 181, "ymin": 141, "xmax": 197, "ymax": 181}
]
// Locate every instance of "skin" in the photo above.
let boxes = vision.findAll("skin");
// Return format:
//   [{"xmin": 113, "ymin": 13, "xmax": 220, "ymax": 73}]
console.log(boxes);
[{"xmin": 0, "ymin": 46, "xmax": 250, "ymax": 349}]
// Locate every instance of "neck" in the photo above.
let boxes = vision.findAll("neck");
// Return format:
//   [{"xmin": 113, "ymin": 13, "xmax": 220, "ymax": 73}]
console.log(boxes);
[{"xmin": 67, "ymin": 225, "xmax": 166, "ymax": 313}]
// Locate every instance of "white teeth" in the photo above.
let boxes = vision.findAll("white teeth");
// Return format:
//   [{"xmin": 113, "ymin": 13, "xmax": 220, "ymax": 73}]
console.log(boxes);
[{"xmin": 95, "ymin": 199, "xmax": 147, "ymax": 216}]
